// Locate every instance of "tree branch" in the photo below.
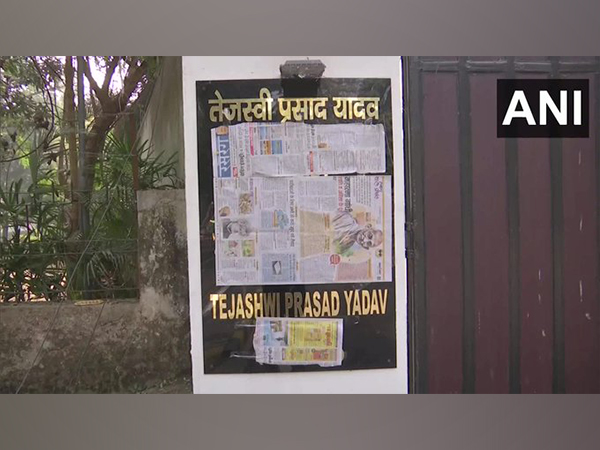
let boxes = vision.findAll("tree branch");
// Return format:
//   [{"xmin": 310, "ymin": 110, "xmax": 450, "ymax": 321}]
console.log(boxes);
[
  {"xmin": 80, "ymin": 57, "xmax": 150, "ymax": 194},
  {"xmin": 101, "ymin": 56, "xmax": 121, "ymax": 93},
  {"xmin": 114, "ymin": 59, "xmax": 148, "ymax": 113},
  {"xmin": 81, "ymin": 57, "xmax": 108, "ymax": 106}
]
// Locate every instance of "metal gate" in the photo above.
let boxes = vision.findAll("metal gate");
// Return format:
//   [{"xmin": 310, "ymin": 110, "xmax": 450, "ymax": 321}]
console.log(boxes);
[{"xmin": 403, "ymin": 57, "xmax": 600, "ymax": 393}]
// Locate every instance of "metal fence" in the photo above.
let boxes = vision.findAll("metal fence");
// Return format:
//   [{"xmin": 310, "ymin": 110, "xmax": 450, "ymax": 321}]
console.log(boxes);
[{"xmin": 0, "ymin": 170, "xmax": 139, "ymax": 303}]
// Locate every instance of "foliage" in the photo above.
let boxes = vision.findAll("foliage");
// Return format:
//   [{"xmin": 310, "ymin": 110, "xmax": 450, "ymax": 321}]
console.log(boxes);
[
  {"xmin": 0, "ymin": 130, "xmax": 69, "ymax": 301},
  {"xmin": 98, "ymin": 134, "xmax": 181, "ymax": 192},
  {"xmin": 0, "ymin": 57, "xmax": 61, "ymax": 159},
  {"xmin": 75, "ymin": 135, "xmax": 181, "ymax": 300},
  {"xmin": 0, "ymin": 56, "xmax": 173, "ymax": 302},
  {"xmin": 0, "ymin": 131, "xmax": 180, "ymax": 302}
]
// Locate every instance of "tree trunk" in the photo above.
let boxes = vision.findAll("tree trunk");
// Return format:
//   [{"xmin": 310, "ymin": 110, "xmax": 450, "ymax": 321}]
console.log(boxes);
[
  {"xmin": 81, "ymin": 112, "xmax": 114, "ymax": 195},
  {"xmin": 57, "ymin": 136, "xmax": 68, "ymax": 195},
  {"xmin": 63, "ymin": 56, "xmax": 79, "ymax": 234},
  {"xmin": 79, "ymin": 57, "xmax": 149, "ymax": 203}
]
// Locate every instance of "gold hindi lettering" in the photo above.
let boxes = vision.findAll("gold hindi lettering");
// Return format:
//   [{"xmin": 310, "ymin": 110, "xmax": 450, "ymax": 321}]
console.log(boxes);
[
  {"xmin": 208, "ymin": 88, "xmax": 274, "ymax": 123},
  {"xmin": 278, "ymin": 97, "xmax": 328, "ymax": 122},
  {"xmin": 332, "ymin": 97, "xmax": 380, "ymax": 120}
]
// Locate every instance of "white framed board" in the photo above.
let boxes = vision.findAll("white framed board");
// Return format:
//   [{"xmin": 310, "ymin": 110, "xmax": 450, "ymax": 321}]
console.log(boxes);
[{"xmin": 182, "ymin": 56, "xmax": 407, "ymax": 393}]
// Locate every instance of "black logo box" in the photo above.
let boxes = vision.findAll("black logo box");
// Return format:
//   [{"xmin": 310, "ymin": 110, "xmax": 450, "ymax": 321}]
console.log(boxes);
[{"xmin": 497, "ymin": 79, "xmax": 589, "ymax": 138}]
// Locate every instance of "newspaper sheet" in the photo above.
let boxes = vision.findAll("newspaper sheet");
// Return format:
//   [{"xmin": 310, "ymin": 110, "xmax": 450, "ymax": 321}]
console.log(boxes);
[
  {"xmin": 211, "ymin": 122, "xmax": 386, "ymax": 178},
  {"xmin": 253, "ymin": 317, "xmax": 344, "ymax": 366},
  {"xmin": 214, "ymin": 175, "xmax": 392, "ymax": 285}
]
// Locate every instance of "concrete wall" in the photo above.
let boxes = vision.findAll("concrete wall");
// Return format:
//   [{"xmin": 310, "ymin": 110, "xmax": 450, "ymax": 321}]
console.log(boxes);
[
  {"xmin": 138, "ymin": 56, "xmax": 185, "ymax": 182},
  {"xmin": 0, "ymin": 190, "xmax": 191, "ymax": 393}
]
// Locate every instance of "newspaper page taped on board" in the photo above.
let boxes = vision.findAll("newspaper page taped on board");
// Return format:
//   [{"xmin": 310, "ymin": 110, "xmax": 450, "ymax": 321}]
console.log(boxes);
[
  {"xmin": 253, "ymin": 317, "xmax": 344, "ymax": 366},
  {"xmin": 214, "ymin": 174, "xmax": 392, "ymax": 285},
  {"xmin": 211, "ymin": 122, "xmax": 386, "ymax": 178}
]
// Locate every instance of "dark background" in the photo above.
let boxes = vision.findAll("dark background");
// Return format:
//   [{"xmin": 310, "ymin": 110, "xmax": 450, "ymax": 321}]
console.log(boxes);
[{"xmin": 196, "ymin": 78, "xmax": 398, "ymax": 374}]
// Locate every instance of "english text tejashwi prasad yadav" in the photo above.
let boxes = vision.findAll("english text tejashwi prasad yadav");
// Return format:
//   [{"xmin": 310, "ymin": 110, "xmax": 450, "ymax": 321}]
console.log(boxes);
[{"xmin": 209, "ymin": 287, "xmax": 389, "ymax": 320}]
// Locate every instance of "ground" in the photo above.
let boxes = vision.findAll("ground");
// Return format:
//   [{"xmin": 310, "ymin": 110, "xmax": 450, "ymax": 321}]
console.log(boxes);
[{"xmin": 139, "ymin": 376, "xmax": 192, "ymax": 394}]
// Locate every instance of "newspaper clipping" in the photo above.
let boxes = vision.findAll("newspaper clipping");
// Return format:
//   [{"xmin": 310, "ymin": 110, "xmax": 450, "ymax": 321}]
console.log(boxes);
[
  {"xmin": 211, "ymin": 120, "xmax": 392, "ymax": 286},
  {"xmin": 212, "ymin": 122, "xmax": 386, "ymax": 178},
  {"xmin": 214, "ymin": 174, "xmax": 393, "ymax": 286},
  {"xmin": 253, "ymin": 317, "xmax": 344, "ymax": 366}
]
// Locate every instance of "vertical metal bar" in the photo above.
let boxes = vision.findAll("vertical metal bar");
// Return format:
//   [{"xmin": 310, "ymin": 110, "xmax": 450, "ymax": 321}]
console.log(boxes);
[
  {"xmin": 14, "ymin": 191, "xmax": 19, "ymax": 242},
  {"xmin": 127, "ymin": 110, "xmax": 141, "ymax": 301},
  {"xmin": 505, "ymin": 57, "xmax": 522, "ymax": 393},
  {"xmin": 36, "ymin": 196, "xmax": 41, "ymax": 241},
  {"xmin": 77, "ymin": 56, "xmax": 89, "ymax": 235},
  {"xmin": 62, "ymin": 203, "xmax": 67, "ymax": 240},
  {"xmin": 129, "ymin": 114, "xmax": 140, "ymax": 192},
  {"xmin": 595, "ymin": 57, "xmax": 600, "ymax": 394},
  {"xmin": 458, "ymin": 57, "xmax": 476, "ymax": 393},
  {"xmin": 549, "ymin": 57, "xmax": 566, "ymax": 393},
  {"xmin": 404, "ymin": 57, "xmax": 428, "ymax": 393},
  {"xmin": 25, "ymin": 204, "xmax": 30, "ymax": 242}
]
